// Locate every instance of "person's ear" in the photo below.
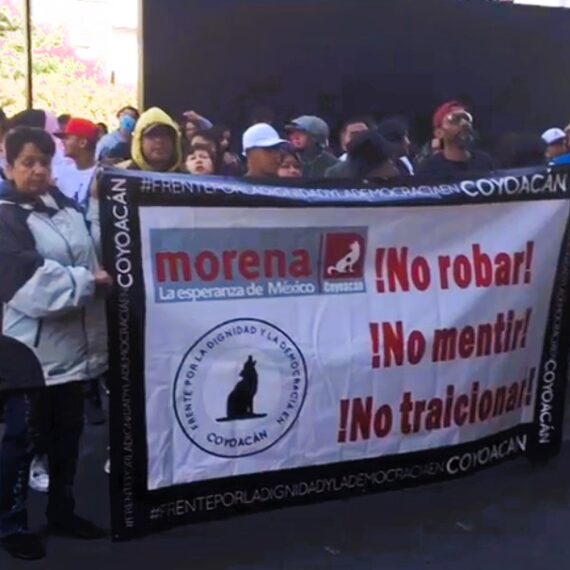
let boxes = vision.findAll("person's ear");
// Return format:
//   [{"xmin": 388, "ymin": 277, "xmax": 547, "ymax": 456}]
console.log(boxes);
[
  {"xmin": 79, "ymin": 139, "xmax": 87, "ymax": 150},
  {"xmin": 434, "ymin": 127, "xmax": 444, "ymax": 141}
]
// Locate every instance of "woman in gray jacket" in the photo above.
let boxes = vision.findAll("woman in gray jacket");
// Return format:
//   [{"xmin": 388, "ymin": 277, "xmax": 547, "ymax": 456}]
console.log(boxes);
[{"xmin": 0, "ymin": 127, "xmax": 110, "ymax": 560}]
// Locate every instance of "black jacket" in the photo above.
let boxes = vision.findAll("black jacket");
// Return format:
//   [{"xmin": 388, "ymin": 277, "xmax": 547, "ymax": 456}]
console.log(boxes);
[
  {"xmin": 0, "ymin": 335, "xmax": 45, "ymax": 392},
  {"xmin": 325, "ymin": 160, "xmax": 356, "ymax": 179},
  {"xmin": 299, "ymin": 148, "xmax": 339, "ymax": 179}
]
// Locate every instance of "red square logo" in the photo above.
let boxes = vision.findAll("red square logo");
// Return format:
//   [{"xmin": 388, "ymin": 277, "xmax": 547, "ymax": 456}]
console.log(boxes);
[{"xmin": 322, "ymin": 232, "xmax": 366, "ymax": 280}]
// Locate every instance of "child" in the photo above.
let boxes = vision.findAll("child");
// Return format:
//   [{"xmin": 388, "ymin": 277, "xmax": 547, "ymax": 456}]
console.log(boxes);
[
  {"xmin": 185, "ymin": 144, "xmax": 216, "ymax": 175},
  {"xmin": 278, "ymin": 149, "xmax": 302, "ymax": 178}
]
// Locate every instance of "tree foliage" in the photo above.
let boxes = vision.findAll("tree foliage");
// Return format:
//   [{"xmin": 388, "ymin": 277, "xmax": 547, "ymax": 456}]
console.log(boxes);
[{"xmin": 0, "ymin": 4, "xmax": 136, "ymax": 126}]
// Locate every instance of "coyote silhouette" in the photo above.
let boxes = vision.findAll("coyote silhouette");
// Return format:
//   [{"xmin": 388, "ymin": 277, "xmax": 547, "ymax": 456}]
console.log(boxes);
[
  {"xmin": 226, "ymin": 355, "xmax": 258, "ymax": 419},
  {"xmin": 327, "ymin": 241, "xmax": 361, "ymax": 276}
]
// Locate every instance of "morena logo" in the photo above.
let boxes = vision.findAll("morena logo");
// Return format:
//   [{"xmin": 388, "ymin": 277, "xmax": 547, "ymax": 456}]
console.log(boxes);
[
  {"xmin": 323, "ymin": 233, "xmax": 366, "ymax": 280},
  {"xmin": 150, "ymin": 227, "xmax": 368, "ymax": 303},
  {"xmin": 156, "ymin": 249, "xmax": 312, "ymax": 283}
]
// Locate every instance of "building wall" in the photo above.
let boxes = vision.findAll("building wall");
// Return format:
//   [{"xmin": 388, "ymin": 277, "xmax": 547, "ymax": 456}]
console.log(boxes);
[
  {"xmin": 142, "ymin": 0, "xmax": 570, "ymax": 142},
  {"xmin": 32, "ymin": 0, "xmax": 139, "ymax": 88}
]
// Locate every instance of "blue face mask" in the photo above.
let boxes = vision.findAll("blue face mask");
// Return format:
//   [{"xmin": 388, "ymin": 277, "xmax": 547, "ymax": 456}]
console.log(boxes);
[{"xmin": 119, "ymin": 115, "xmax": 136, "ymax": 134}]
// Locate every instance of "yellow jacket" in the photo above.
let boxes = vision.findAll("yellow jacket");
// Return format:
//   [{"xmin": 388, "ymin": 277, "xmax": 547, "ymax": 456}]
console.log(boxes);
[{"xmin": 122, "ymin": 107, "xmax": 183, "ymax": 172}]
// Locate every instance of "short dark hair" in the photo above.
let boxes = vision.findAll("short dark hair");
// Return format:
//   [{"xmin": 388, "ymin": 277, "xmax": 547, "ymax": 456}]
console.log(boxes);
[
  {"xmin": 5, "ymin": 127, "xmax": 56, "ymax": 166},
  {"xmin": 187, "ymin": 143, "xmax": 216, "ymax": 163},
  {"xmin": 378, "ymin": 117, "xmax": 409, "ymax": 145},
  {"xmin": 117, "ymin": 106, "xmax": 140, "ymax": 119},
  {"xmin": 7, "ymin": 109, "xmax": 46, "ymax": 130},
  {"xmin": 96, "ymin": 122, "xmax": 108, "ymax": 135},
  {"xmin": 189, "ymin": 130, "xmax": 223, "ymax": 171},
  {"xmin": 280, "ymin": 144, "xmax": 300, "ymax": 163},
  {"xmin": 58, "ymin": 113, "xmax": 71, "ymax": 125},
  {"xmin": 341, "ymin": 116, "xmax": 374, "ymax": 133}
]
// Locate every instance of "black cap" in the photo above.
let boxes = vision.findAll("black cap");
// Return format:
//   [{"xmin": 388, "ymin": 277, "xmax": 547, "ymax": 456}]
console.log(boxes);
[
  {"xmin": 377, "ymin": 118, "xmax": 408, "ymax": 144},
  {"xmin": 347, "ymin": 131, "xmax": 400, "ymax": 177}
]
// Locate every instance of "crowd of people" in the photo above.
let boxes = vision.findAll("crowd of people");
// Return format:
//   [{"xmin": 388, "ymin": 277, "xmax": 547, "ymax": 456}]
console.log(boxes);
[
  {"xmin": 3, "ymin": 100, "xmax": 570, "ymax": 190},
  {"xmin": 0, "ymin": 99, "xmax": 569, "ymax": 562}
]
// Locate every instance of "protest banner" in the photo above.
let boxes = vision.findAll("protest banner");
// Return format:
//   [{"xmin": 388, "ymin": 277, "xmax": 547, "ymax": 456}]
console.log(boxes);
[{"xmin": 100, "ymin": 166, "xmax": 570, "ymax": 540}]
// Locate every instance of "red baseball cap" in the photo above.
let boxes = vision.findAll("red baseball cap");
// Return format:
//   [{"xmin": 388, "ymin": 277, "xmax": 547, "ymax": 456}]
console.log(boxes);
[
  {"xmin": 55, "ymin": 118, "xmax": 99, "ymax": 142},
  {"xmin": 432, "ymin": 101, "xmax": 467, "ymax": 130}
]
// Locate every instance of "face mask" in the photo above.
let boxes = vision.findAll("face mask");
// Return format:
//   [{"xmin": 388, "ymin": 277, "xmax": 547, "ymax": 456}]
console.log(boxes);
[{"xmin": 120, "ymin": 115, "xmax": 136, "ymax": 134}]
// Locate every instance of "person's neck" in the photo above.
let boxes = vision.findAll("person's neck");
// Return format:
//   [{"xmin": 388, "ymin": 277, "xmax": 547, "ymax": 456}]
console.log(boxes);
[
  {"xmin": 246, "ymin": 168, "xmax": 273, "ymax": 178},
  {"xmin": 443, "ymin": 144, "xmax": 471, "ymax": 163},
  {"xmin": 119, "ymin": 129, "xmax": 131, "ymax": 142},
  {"xmin": 75, "ymin": 154, "xmax": 96, "ymax": 170}
]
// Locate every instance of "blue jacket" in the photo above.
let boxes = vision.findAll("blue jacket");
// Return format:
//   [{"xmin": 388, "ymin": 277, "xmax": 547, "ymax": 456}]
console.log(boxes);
[
  {"xmin": 95, "ymin": 130, "xmax": 124, "ymax": 160},
  {"xmin": 550, "ymin": 153, "xmax": 570, "ymax": 167},
  {"xmin": 0, "ymin": 181, "xmax": 107, "ymax": 388}
]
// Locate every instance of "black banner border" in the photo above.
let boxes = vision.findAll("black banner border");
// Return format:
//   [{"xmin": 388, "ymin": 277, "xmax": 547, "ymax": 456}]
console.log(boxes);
[
  {"xmin": 102, "ymin": 174, "xmax": 149, "ymax": 539},
  {"xmin": 101, "ymin": 165, "xmax": 570, "ymax": 210},
  {"xmin": 528, "ymin": 205, "xmax": 570, "ymax": 460},
  {"xmin": 127, "ymin": 426, "xmax": 530, "ymax": 539},
  {"xmin": 100, "ymin": 167, "xmax": 570, "ymax": 540}
]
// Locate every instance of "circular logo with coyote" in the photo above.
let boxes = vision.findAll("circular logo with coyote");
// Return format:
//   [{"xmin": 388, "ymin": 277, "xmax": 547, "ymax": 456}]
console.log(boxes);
[{"xmin": 173, "ymin": 318, "xmax": 308, "ymax": 458}]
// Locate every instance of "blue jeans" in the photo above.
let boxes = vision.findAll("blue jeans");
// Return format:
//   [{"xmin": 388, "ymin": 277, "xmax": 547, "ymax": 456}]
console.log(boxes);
[{"xmin": 0, "ymin": 384, "xmax": 84, "ymax": 538}]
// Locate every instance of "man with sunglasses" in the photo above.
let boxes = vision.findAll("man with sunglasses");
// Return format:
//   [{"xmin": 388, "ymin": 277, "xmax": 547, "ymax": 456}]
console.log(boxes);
[{"xmin": 418, "ymin": 101, "xmax": 494, "ymax": 177}]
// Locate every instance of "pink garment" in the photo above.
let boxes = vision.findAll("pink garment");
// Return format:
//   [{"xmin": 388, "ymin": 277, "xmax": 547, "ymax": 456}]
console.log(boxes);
[
  {"xmin": 43, "ymin": 110, "xmax": 75, "ymax": 180},
  {"xmin": 43, "ymin": 111, "xmax": 59, "ymax": 135},
  {"xmin": 43, "ymin": 111, "xmax": 66, "ymax": 155}
]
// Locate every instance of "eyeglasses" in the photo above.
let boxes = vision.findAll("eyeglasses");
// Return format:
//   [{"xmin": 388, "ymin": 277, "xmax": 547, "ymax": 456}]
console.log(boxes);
[{"xmin": 446, "ymin": 111, "xmax": 473, "ymax": 126}]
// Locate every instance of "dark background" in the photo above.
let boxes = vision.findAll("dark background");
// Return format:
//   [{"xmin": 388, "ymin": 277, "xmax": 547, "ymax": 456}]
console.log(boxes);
[{"xmin": 142, "ymin": 0, "xmax": 570, "ymax": 147}]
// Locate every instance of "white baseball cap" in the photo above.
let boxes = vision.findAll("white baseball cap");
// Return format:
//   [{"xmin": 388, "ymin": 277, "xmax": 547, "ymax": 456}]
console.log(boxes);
[
  {"xmin": 542, "ymin": 128, "xmax": 566, "ymax": 146},
  {"xmin": 242, "ymin": 123, "xmax": 288, "ymax": 155}
]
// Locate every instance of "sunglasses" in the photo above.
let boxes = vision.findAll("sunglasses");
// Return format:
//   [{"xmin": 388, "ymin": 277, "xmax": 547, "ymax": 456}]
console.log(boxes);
[{"xmin": 446, "ymin": 111, "xmax": 474, "ymax": 125}]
